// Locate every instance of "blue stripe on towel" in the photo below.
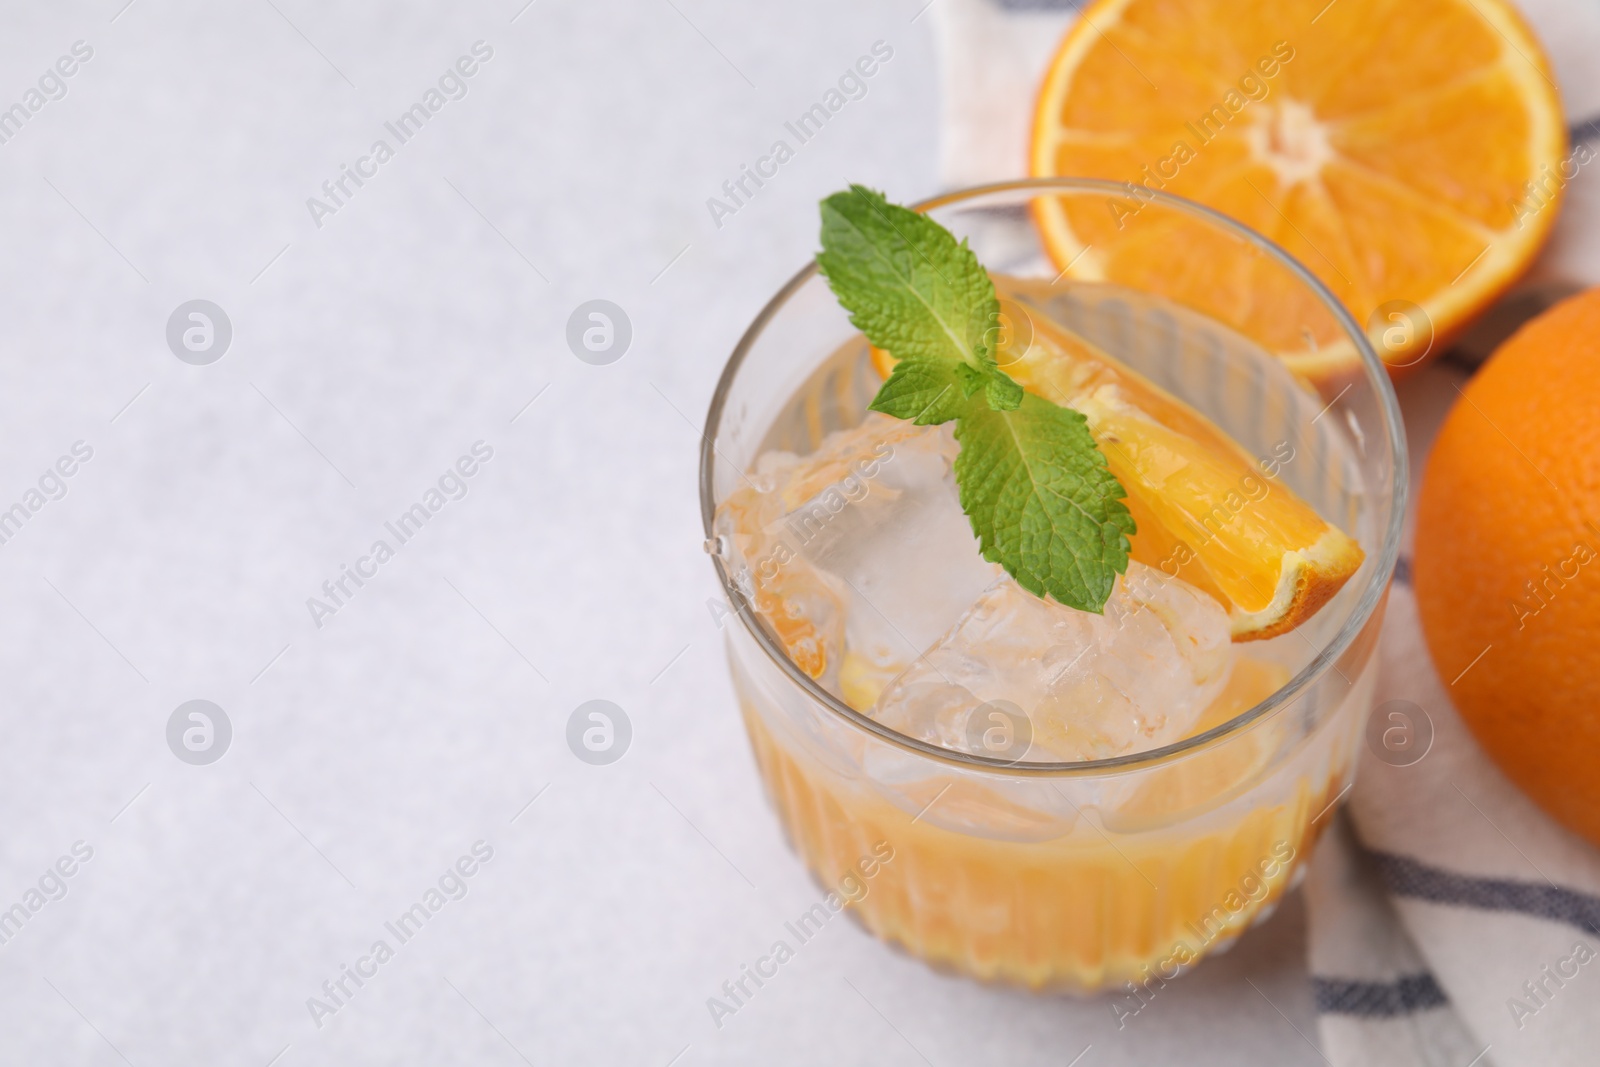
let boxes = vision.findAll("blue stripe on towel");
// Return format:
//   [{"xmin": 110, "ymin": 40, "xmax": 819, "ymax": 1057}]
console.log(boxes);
[
  {"xmin": 1571, "ymin": 114, "xmax": 1600, "ymax": 147},
  {"xmin": 1372, "ymin": 851, "xmax": 1600, "ymax": 935},
  {"xmin": 1312, "ymin": 973, "xmax": 1449, "ymax": 1017}
]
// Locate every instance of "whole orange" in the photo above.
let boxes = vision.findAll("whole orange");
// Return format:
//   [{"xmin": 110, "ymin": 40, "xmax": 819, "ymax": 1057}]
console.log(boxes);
[{"xmin": 1415, "ymin": 288, "xmax": 1600, "ymax": 844}]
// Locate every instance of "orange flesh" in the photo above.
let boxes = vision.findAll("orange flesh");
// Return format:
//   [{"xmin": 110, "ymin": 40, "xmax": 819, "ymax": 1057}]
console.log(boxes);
[{"xmin": 1029, "ymin": 0, "xmax": 1566, "ymax": 378}]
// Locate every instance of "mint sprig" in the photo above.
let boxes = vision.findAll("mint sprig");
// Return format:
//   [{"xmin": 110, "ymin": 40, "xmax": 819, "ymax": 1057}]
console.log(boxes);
[{"xmin": 816, "ymin": 185, "xmax": 1134, "ymax": 613}]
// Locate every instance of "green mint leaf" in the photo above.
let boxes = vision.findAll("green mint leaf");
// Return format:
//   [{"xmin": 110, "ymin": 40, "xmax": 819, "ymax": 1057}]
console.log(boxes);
[
  {"xmin": 817, "ymin": 185, "xmax": 999, "ymax": 370},
  {"xmin": 954, "ymin": 362, "xmax": 989, "ymax": 398},
  {"xmin": 868, "ymin": 358, "xmax": 965, "ymax": 425},
  {"xmin": 819, "ymin": 187, "xmax": 1133, "ymax": 613},
  {"xmin": 984, "ymin": 371, "xmax": 1024, "ymax": 412},
  {"xmin": 954, "ymin": 392, "xmax": 1134, "ymax": 613}
]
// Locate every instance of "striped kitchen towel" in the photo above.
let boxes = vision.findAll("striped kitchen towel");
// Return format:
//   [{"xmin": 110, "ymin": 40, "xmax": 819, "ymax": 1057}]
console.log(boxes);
[
  {"xmin": 930, "ymin": 1, "xmax": 1600, "ymax": 1064},
  {"xmin": 1304, "ymin": 547, "xmax": 1600, "ymax": 1065}
]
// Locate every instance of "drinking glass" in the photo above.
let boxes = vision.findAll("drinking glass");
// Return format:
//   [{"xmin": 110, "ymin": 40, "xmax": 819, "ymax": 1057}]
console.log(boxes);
[{"xmin": 700, "ymin": 179, "xmax": 1405, "ymax": 993}]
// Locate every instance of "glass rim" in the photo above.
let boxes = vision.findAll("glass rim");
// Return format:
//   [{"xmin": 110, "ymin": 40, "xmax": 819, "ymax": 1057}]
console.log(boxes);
[{"xmin": 699, "ymin": 177, "xmax": 1408, "ymax": 778}]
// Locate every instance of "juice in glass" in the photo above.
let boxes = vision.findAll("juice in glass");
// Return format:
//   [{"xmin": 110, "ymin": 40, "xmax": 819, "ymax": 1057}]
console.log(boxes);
[{"xmin": 701, "ymin": 180, "xmax": 1404, "ymax": 993}]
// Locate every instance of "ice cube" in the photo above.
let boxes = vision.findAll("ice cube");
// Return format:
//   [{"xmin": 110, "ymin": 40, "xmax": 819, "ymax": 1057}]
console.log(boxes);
[
  {"xmin": 716, "ymin": 413, "xmax": 1001, "ymax": 706},
  {"xmin": 871, "ymin": 562, "xmax": 1233, "ymax": 762},
  {"xmin": 714, "ymin": 456, "xmax": 849, "ymax": 690},
  {"xmin": 776, "ymin": 415, "xmax": 1001, "ymax": 704}
]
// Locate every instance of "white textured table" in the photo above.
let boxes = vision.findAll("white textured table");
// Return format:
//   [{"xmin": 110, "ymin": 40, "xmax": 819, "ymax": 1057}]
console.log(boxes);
[{"xmin": 0, "ymin": 2, "xmax": 1321, "ymax": 1063}]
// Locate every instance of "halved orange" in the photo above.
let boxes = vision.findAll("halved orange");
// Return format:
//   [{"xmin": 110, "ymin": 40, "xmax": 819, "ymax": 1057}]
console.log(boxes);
[
  {"xmin": 1029, "ymin": 0, "xmax": 1567, "ymax": 380},
  {"xmin": 869, "ymin": 297, "xmax": 1365, "ymax": 640}
]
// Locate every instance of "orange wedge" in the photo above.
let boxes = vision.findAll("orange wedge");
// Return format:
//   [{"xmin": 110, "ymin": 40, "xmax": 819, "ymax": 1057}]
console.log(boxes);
[
  {"xmin": 1028, "ymin": 0, "xmax": 1567, "ymax": 380},
  {"xmin": 869, "ymin": 297, "xmax": 1365, "ymax": 640}
]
